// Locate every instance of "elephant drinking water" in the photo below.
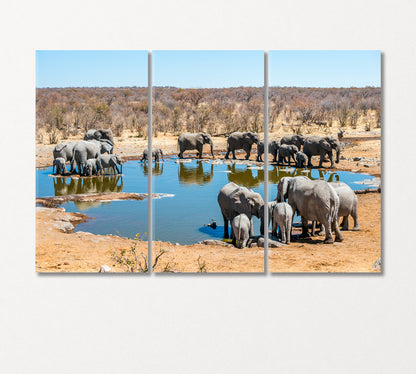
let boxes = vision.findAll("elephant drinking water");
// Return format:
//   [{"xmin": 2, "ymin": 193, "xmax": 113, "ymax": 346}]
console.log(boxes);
[{"xmin": 217, "ymin": 182, "xmax": 264, "ymax": 239}]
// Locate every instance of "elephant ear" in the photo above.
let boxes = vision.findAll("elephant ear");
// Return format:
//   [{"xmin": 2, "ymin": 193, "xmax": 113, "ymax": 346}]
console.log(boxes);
[
  {"xmin": 277, "ymin": 177, "xmax": 290, "ymax": 202},
  {"xmin": 319, "ymin": 138, "xmax": 332, "ymax": 152},
  {"xmin": 232, "ymin": 190, "xmax": 251, "ymax": 218},
  {"xmin": 100, "ymin": 140, "xmax": 113, "ymax": 153},
  {"xmin": 94, "ymin": 130, "xmax": 103, "ymax": 140},
  {"xmin": 55, "ymin": 143, "xmax": 67, "ymax": 152}
]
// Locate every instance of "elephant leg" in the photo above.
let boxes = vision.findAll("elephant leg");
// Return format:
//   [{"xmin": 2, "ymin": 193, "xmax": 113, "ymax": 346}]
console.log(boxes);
[
  {"xmin": 245, "ymin": 146, "xmax": 251, "ymax": 160},
  {"xmin": 311, "ymin": 221, "xmax": 317, "ymax": 236},
  {"xmin": 300, "ymin": 217, "xmax": 310, "ymax": 238},
  {"xmin": 281, "ymin": 225, "xmax": 286, "ymax": 244},
  {"xmin": 318, "ymin": 153, "xmax": 324, "ymax": 168},
  {"xmin": 328, "ymin": 152, "xmax": 334, "ymax": 168},
  {"xmin": 286, "ymin": 221, "xmax": 291, "ymax": 244},
  {"xmin": 318, "ymin": 223, "xmax": 326, "ymax": 236},
  {"xmin": 272, "ymin": 220, "xmax": 277, "ymax": 238},
  {"xmin": 332, "ymin": 218, "xmax": 344, "ymax": 242},
  {"xmin": 232, "ymin": 236, "xmax": 236, "ymax": 247},
  {"xmin": 322, "ymin": 220, "xmax": 334, "ymax": 244},
  {"xmin": 225, "ymin": 148, "xmax": 230, "ymax": 159},
  {"xmin": 307, "ymin": 156, "xmax": 313, "ymax": 168},
  {"xmin": 223, "ymin": 214, "xmax": 229, "ymax": 239},
  {"xmin": 232, "ymin": 150, "xmax": 236, "ymax": 160},
  {"xmin": 341, "ymin": 216, "xmax": 349, "ymax": 230},
  {"xmin": 352, "ymin": 208, "xmax": 360, "ymax": 231},
  {"xmin": 198, "ymin": 145, "xmax": 203, "ymax": 159},
  {"xmin": 260, "ymin": 217, "xmax": 264, "ymax": 236},
  {"xmin": 249, "ymin": 217, "xmax": 254, "ymax": 237}
]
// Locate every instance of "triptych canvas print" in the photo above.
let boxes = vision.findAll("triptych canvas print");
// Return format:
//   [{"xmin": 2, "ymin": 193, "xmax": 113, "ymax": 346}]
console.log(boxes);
[{"xmin": 36, "ymin": 50, "xmax": 381, "ymax": 273}]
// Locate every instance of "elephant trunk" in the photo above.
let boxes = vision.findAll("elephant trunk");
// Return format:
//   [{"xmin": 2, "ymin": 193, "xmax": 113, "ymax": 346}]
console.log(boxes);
[
  {"xmin": 335, "ymin": 146, "xmax": 340, "ymax": 163},
  {"xmin": 209, "ymin": 140, "xmax": 214, "ymax": 158}
]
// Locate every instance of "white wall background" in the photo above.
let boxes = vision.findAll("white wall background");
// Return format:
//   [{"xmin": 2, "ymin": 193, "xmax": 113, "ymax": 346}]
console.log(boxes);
[{"xmin": 0, "ymin": 0, "xmax": 415, "ymax": 373}]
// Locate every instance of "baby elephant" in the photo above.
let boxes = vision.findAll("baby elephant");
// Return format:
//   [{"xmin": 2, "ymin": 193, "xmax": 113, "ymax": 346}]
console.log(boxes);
[
  {"xmin": 53, "ymin": 157, "xmax": 66, "ymax": 175},
  {"xmin": 278, "ymin": 144, "xmax": 298, "ymax": 166},
  {"xmin": 272, "ymin": 202, "xmax": 293, "ymax": 244},
  {"xmin": 84, "ymin": 158, "xmax": 100, "ymax": 177},
  {"xmin": 141, "ymin": 148, "xmax": 164, "ymax": 162},
  {"xmin": 97, "ymin": 154, "xmax": 123, "ymax": 175},
  {"xmin": 295, "ymin": 151, "xmax": 308, "ymax": 168},
  {"xmin": 232, "ymin": 214, "xmax": 251, "ymax": 249}
]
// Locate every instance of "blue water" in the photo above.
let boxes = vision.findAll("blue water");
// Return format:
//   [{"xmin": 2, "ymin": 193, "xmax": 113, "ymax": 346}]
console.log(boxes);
[
  {"xmin": 36, "ymin": 158, "xmax": 378, "ymax": 244},
  {"xmin": 152, "ymin": 159, "xmax": 377, "ymax": 244},
  {"xmin": 36, "ymin": 160, "xmax": 149, "ymax": 239}
]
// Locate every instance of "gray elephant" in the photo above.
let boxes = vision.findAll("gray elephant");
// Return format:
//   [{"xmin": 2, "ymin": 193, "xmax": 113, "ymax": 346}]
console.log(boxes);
[
  {"xmin": 303, "ymin": 136, "xmax": 341, "ymax": 168},
  {"xmin": 84, "ymin": 159, "xmax": 100, "ymax": 177},
  {"xmin": 53, "ymin": 157, "xmax": 66, "ymax": 175},
  {"xmin": 71, "ymin": 140, "xmax": 108, "ymax": 175},
  {"xmin": 277, "ymin": 176, "xmax": 343, "ymax": 244},
  {"xmin": 259, "ymin": 201, "xmax": 277, "ymax": 235},
  {"xmin": 98, "ymin": 139, "xmax": 114, "ymax": 154},
  {"xmin": 53, "ymin": 142, "xmax": 75, "ymax": 172},
  {"xmin": 141, "ymin": 148, "xmax": 164, "ymax": 162},
  {"xmin": 97, "ymin": 154, "xmax": 123, "ymax": 175},
  {"xmin": 231, "ymin": 214, "xmax": 251, "ymax": 248},
  {"xmin": 280, "ymin": 134, "xmax": 306, "ymax": 151},
  {"xmin": 312, "ymin": 181, "xmax": 359, "ymax": 235},
  {"xmin": 225, "ymin": 131, "xmax": 260, "ymax": 160},
  {"xmin": 256, "ymin": 140, "xmax": 279, "ymax": 162},
  {"xmin": 295, "ymin": 151, "xmax": 308, "ymax": 168},
  {"xmin": 278, "ymin": 144, "xmax": 298, "ymax": 166},
  {"xmin": 84, "ymin": 129, "xmax": 114, "ymax": 145},
  {"xmin": 217, "ymin": 182, "xmax": 264, "ymax": 239},
  {"xmin": 272, "ymin": 202, "xmax": 293, "ymax": 244},
  {"xmin": 178, "ymin": 132, "xmax": 214, "ymax": 159}
]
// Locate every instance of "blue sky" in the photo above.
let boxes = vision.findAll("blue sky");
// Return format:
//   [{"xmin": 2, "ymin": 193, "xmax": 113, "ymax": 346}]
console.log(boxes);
[
  {"xmin": 153, "ymin": 51, "xmax": 263, "ymax": 88},
  {"xmin": 36, "ymin": 51, "xmax": 148, "ymax": 88},
  {"xmin": 36, "ymin": 50, "xmax": 380, "ymax": 88},
  {"xmin": 269, "ymin": 51, "xmax": 381, "ymax": 87}
]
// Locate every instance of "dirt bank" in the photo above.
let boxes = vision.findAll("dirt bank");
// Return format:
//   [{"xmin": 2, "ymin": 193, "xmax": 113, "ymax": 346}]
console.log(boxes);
[{"xmin": 268, "ymin": 192, "xmax": 381, "ymax": 273}]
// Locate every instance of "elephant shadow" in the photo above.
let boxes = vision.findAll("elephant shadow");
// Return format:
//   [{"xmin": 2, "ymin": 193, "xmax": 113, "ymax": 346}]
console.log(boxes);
[
  {"xmin": 178, "ymin": 161, "xmax": 214, "ymax": 185},
  {"xmin": 268, "ymin": 166, "xmax": 340, "ymax": 184},
  {"xmin": 226, "ymin": 164, "xmax": 261, "ymax": 188},
  {"xmin": 198, "ymin": 225, "xmax": 225, "ymax": 240},
  {"xmin": 53, "ymin": 175, "xmax": 124, "ymax": 196},
  {"xmin": 140, "ymin": 162, "xmax": 164, "ymax": 177}
]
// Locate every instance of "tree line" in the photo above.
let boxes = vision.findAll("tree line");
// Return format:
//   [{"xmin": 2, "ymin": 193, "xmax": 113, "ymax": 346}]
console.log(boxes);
[{"xmin": 36, "ymin": 86, "xmax": 380, "ymax": 144}]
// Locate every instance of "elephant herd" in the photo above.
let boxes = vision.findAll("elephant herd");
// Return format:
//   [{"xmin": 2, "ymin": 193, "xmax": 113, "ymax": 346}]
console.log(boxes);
[
  {"xmin": 217, "ymin": 176, "xmax": 359, "ymax": 248},
  {"xmin": 173, "ymin": 131, "xmax": 342, "ymax": 169},
  {"xmin": 257, "ymin": 134, "xmax": 341, "ymax": 168},
  {"xmin": 52, "ymin": 129, "xmax": 123, "ymax": 177}
]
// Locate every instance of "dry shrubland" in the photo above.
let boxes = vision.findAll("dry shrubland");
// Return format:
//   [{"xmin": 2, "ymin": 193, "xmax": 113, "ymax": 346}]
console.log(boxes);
[{"xmin": 36, "ymin": 86, "xmax": 380, "ymax": 144}]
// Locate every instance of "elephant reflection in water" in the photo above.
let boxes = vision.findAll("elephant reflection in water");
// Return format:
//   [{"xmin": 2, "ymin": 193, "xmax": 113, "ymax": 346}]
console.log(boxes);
[
  {"xmin": 268, "ymin": 166, "xmax": 340, "ymax": 185},
  {"xmin": 140, "ymin": 162, "xmax": 164, "ymax": 177},
  {"xmin": 53, "ymin": 175, "xmax": 123, "ymax": 196},
  {"xmin": 226, "ymin": 164, "xmax": 261, "ymax": 189},
  {"xmin": 178, "ymin": 161, "xmax": 213, "ymax": 185}
]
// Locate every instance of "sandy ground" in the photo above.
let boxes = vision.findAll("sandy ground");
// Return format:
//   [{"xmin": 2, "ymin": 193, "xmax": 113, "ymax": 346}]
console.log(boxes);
[
  {"xmin": 36, "ymin": 125, "xmax": 381, "ymax": 273},
  {"xmin": 35, "ymin": 192, "xmax": 380, "ymax": 273}
]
